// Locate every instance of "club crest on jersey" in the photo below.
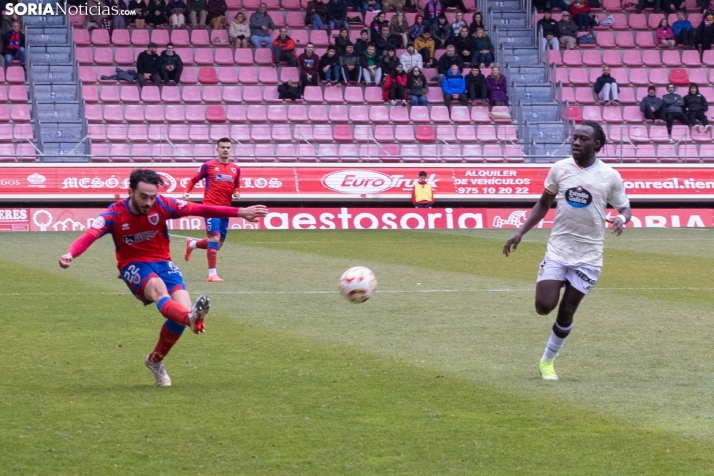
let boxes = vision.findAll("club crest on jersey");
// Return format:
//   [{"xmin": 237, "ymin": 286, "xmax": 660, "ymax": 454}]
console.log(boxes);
[
  {"xmin": 231, "ymin": 167, "xmax": 236, "ymax": 174},
  {"xmin": 565, "ymin": 186, "xmax": 593, "ymax": 208},
  {"xmin": 148, "ymin": 213, "xmax": 159, "ymax": 225}
]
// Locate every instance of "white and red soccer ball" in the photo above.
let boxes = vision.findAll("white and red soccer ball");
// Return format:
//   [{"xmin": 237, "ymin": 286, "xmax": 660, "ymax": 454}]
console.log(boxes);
[{"xmin": 339, "ymin": 266, "xmax": 377, "ymax": 303}]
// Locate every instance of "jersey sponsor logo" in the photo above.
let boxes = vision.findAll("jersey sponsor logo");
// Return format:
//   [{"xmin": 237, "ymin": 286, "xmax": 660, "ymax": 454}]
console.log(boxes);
[
  {"xmin": 214, "ymin": 173, "xmax": 235, "ymax": 182},
  {"xmin": 148, "ymin": 213, "xmax": 159, "ymax": 225},
  {"xmin": 565, "ymin": 186, "xmax": 593, "ymax": 208},
  {"xmin": 122, "ymin": 223, "xmax": 130, "ymax": 230},
  {"xmin": 574, "ymin": 270, "xmax": 596, "ymax": 286},
  {"xmin": 122, "ymin": 230, "xmax": 159, "ymax": 245},
  {"xmin": 92, "ymin": 215, "xmax": 106, "ymax": 229}
]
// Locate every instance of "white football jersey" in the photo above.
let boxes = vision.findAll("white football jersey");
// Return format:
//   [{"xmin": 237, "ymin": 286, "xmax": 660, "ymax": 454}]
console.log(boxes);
[{"xmin": 543, "ymin": 157, "xmax": 630, "ymax": 267}]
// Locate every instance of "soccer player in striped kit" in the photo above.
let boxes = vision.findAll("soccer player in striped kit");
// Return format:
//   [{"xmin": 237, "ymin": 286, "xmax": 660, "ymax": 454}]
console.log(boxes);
[{"xmin": 183, "ymin": 138, "xmax": 241, "ymax": 282}]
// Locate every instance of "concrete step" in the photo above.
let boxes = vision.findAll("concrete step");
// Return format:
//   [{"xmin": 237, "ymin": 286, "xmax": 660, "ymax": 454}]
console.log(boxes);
[
  {"xmin": 39, "ymin": 123, "xmax": 85, "ymax": 142},
  {"xmin": 520, "ymin": 103, "xmax": 560, "ymax": 122},
  {"xmin": 30, "ymin": 47, "xmax": 72, "ymax": 64},
  {"xmin": 514, "ymin": 84, "xmax": 553, "ymax": 103},
  {"xmin": 26, "ymin": 27, "xmax": 69, "ymax": 45},
  {"xmin": 34, "ymin": 84, "xmax": 79, "ymax": 102},
  {"xmin": 37, "ymin": 102, "xmax": 81, "ymax": 121},
  {"xmin": 31, "ymin": 64, "xmax": 75, "ymax": 83}
]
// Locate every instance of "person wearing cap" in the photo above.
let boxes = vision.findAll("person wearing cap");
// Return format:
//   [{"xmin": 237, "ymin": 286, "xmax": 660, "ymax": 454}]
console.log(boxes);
[
  {"xmin": 640, "ymin": 85, "xmax": 665, "ymax": 125},
  {"xmin": 558, "ymin": 11, "xmax": 578, "ymax": 50},
  {"xmin": 383, "ymin": 62, "xmax": 408, "ymax": 105},
  {"xmin": 137, "ymin": 42, "xmax": 161, "ymax": 88},
  {"xmin": 412, "ymin": 171, "xmax": 434, "ymax": 208}
]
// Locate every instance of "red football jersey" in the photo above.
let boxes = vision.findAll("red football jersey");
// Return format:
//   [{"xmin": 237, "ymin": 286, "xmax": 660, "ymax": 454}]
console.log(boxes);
[
  {"xmin": 87, "ymin": 195, "xmax": 195, "ymax": 270},
  {"xmin": 184, "ymin": 159, "xmax": 241, "ymax": 206}
]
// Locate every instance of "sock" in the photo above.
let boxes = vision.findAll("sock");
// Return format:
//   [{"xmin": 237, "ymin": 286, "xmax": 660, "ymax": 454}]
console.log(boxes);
[
  {"xmin": 207, "ymin": 240, "xmax": 219, "ymax": 274},
  {"xmin": 194, "ymin": 239, "xmax": 208, "ymax": 250},
  {"xmin": 541, "ymin": 322, "xmax": 572, "ymax": 362},
  {"xmin": 148, "ymin": 320, "xmax": 185, "ymax": 363},
  {"xmin": 156, "ymin": 296, "xmax": 190, "ymax": 326}
]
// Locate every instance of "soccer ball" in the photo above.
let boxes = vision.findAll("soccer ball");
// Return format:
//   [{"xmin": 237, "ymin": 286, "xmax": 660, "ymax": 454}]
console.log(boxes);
[{"xmin": 339, "ymin": 266, "xmax": 377, "ymax": 303}]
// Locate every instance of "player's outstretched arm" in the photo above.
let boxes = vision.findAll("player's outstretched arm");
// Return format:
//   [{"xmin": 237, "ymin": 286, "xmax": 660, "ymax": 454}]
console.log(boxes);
[
  {"xmin": 59, "ymin": 232, "xmax": 101, "ymax": 268},
  {"xmin": 606, "ymin": 206, "xmax": 632, "ymax": 236},
  {"xmin": 59, "ymin": 252, "xmax": 73, "ymax": 269},
  {"xmin": 503, "ymin": 190, "xmax": 557, "ymax": 257},
  {"xmin": 237, "ymin": 205, "xmax": 268, "ymax": 222},
  {"xmin": 186, "ymin": 202, "xmax": 269, "ymax": 222}
]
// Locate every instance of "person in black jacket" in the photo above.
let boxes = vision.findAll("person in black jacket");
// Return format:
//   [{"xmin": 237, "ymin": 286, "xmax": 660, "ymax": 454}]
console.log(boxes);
[
  {"xmin": 158, "ymin": 43, "xmax": 183, "ymax": 85},
  {"xmin": 452, "ymin": 26, "xmax": 474, "ymax": 64},
  {"xmin": 327, "ymin": 0, "xmax": 348, "ymax": 31},
  {"xmin": 683, "ymin": 83, "xmax": 712, "ymax": 132},
  {"xmin": 137, "ymin": 42, "xmax": 161, "ymax": 88},
  {"xmin": 375, "ymin": 24, "xmax": 399, "ymax": 58},
  {"xmin": 696, "ymin": 12, "xmax": 714, "ymax": 56},
  {"xmin": 435, "ymin": 44, "xmax": 464, "ymax": 82},
  {"xmin": 640, "ymin": 85, "xmax": 664, "ymax": 124},
  {"xmin": 465, "ymin": 66, "xmax": 487, "ymax": 105},
  {"xmin": 593, "ymin": 66, "xmax": 619, "ymax": 105},
  {"xmin": 354, "ymin": 29, "xmax": 371, "ymax": 56},
  {"xmin": 319, "ymin": 45, "xmax": 341, "ymax": 84},
  {"xmin": 430, "ymin": 13, "xmax": 452, "ymax": 49},
  {"xmin": 537, "ymin": 10, "xmax": 560, "ymax": 52},
  {"xmin": 380, "ymin": 47, "xmax": 400, "ymax": 76},
  {"xmin": 662, "ymin": 82, "xmax": 690, "ymax": 138}
]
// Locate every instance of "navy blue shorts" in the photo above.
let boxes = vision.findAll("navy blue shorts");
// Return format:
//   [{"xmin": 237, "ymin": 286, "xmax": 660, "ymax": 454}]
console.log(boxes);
[
  {"xmin": 205, "ymin": 217, "xmax": 229, "ymax": 240},
  {"xmin": 121, "ymin": 260, "xmax": 186, "ymax": 305}
]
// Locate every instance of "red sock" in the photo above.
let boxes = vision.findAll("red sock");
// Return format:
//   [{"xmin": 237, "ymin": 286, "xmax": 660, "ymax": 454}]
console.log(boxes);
[
  {"xmin": 148, "ymin": 322, "xmax": 183, "ymax": 363},
  {"xmin": 195, "ymin": 239, "xmax": 209, "ymax": 249},
  {"xmin": 157, "ymin": 298, "xmax": 190, "ymax": 326},
  {"xmin": 207, "ymin": 242, "xmax": 218, "ymax": 270}
]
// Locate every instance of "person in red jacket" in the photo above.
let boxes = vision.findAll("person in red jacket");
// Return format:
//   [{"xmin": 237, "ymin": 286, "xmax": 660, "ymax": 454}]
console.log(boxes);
[
  {"xmin": 272, "ymin": 27, "xmax": 298, "ymax": 67},
  {"xmin": 383, "ymin": 63, "xmax": 409, "ymax": 105},
  {"xmin": 569, "ymin": 0, "xmax": 591, "ymax": 31}
]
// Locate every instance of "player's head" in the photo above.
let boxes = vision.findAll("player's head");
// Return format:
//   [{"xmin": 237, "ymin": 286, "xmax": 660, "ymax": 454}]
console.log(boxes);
[
  {"xmin": 418, "ymin": 171, "xmax": 427, "ymax": 183},
  {"xmin": 572, "ymin": 120, "xmax": 606, "ymax": 161},
  {"xmin": 216, "ymin": 138, "xmax": 232, "ymax": 160},
  {"xmin": 128, "ymin": 169, "xmax": 164, "ymax": 215}
]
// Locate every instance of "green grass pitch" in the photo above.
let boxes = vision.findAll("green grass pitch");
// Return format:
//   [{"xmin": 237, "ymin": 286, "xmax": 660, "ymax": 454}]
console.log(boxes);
[{"xmin": 3, "ymin": 228, "xmax": 714, "ymax": 474}]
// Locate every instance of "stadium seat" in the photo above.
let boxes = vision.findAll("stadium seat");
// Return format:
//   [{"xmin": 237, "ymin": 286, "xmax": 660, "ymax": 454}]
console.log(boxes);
[
  {"xmin": 575, "ymin": 87, "xmax": 596, "ymax": 104},
  {"xmin": 582, "ymin": 106, "xmax": 603, "ymax": 122},
  {"xmin": 629, "ymin": 68, "xmax": 649, "ymax": 86},
  {"xmin": 390, "ymin": 107, "xmax": 410, "ymax": 124},
  {"xmin": 622, "ymin": 50, "xmax": 643, "ymax": 66},
  {"xmin": 369, "ymin": 106, "xmax": 389, "ymax": 123},
  {"xmin": 365, "ymin": 87, "xmax": 384, "ymax": 104},
  {"xmin": 215, "ymin": 49, "xmax": 235, "ymax": 66},
  {"xmin": 91, "ymin": 28, "xmax": 111, "ymax": 46},
  {"xmin": 670, "ymin": 68, "xmax": 689, "ymax": 85},
  {"xmin": 569, "ymin": 68, "xmax": 589, "ymax": 86},
  {"xmin": 450, "ymin": 106, "xmax": 471, "ymax": 124},
  {"xmin": 375, "ymin": 125, "xmax": 395, "ymax": 142},
  {"xmin": 191, "ymin": 29, "xmax": 211, "ymax": 46},
  {"xmin": 628, "ymin": 124, "xmax": 649, "ymax": 142},
  {"xmin": 198, "ymin": 67, "xmax": 219, "ymax": 84},
  {"xmin": 582, "ymin": 50, "xmax": 603, "ymax": 67},
  {"xmin": 308, "ymin": 105, "xmax": 329, "ymax": 122},
  {"xmin": 119, "ymin": 86, "xmax": 140, "ymax": 103},
  {"xmin": 247, "ymin": 104, "xmax": 268, "ymax": 122},
  {"xmin": 161, "ymin": 86, "xmax": 181, "ymax": 103},
  {"xmin": 416, "ymin": 125, "xmax": 436, "ymax": 142},
  {"xmin": 642, "ymin": 50, "xmax": 662, "ymax": 67},
  {"xmin": 328, "ymin": 105, "xmax": 349, "ymax": 122},
  {"xmin": 76, "ymin": 47, "xmax": 93, "ymax": 65},
  {"xmin": 324, "ymin": 87, "xmax": 344, "ymax": 104},
  {"xmin": 410, "ymin": 106, "xmax": 430, "ymax": 123},
  {"xmin": 563, "ymin": 50, "xmax": 583, "ymax": 66},
  {"xmin": 344, "ymin": 87, "xmax": 364, "ymax": 104},
  {"xmin": 662, "ymin": 50, "xmax": 682, "ymax": 67},
  {"xmin": 603, "ymin": 106, "xmax": 623, "ymax": 123},
  {"xmin": 354, "ymin": 124, "xmax": 374, "ymax": 142},
  {"xmin": 615, "ymin": 31, "xmax": 636, "ymax": 48},
  {"xmin": 304, "ymin": 86, "xmax": 323, "ymax": 103},
  {"xmin": 629, "ymin": 13, "xmax": 648, "ymax": 29},
  {"xmin": 602, "ymin": 50, "xmax": 623, "ymax": 67},
  {"xmin": 74, "ymin": 29, "xmax": 90, "ymax": 46},
  {"xmin": 218, "ymin": 67, "xmax": 239, "ymax": 84},
  {"xmin": 211, "ymin": 30, "xmax": 230, "ymax": 45},
  {"xmin": 169, "ymin": 124, "xmax": 189, "ymax": 142},
  {"xmin": 436, "ymin": 124, "xmax": 456, "ymax": 142},
  {"xmin": 623, "ymin": 106, "xmax": 643, "ymax": 123},
  {"xmin": 114, "ymin": 47, "xmax": 135, "ymax": 65},
  {"xmin": 235, "ymin": 49, "xmax": 255, "ymax": 65},
  {"xmin": 165, "ymin": 105, "xmax": 186, "ymax": 123},
  {"xmin": 128, "ymin": 124, "xmax": 148, "ymax": 142},
  {"xmin": 94, "ymin": 47, "xmax": 114, "ymax": 65},
  {"xmin": 88, "ymin": 124, "xmax": 106, "ymax": 141},
  {"xmin": 131, "ymin": 29, "xmax": 150, "ymax": 46},
  {"xmin": 239, "ymin": 67, "xmax": 259, "ymax": 84},
  {"xmin": 476, "ymin": 125, "xmax": 497, "ymax": 142},
  {"xmin": 596, "ymin": 31, "xmax": 616, "ymax": 48},
  {"xmin": 471, "ymin": 107, "xmax": 491, "ymax": 123},
  {"xmin": 348, "ymin": 105, "xmax": 370, "ymax": 123},
  {"xmin": 649, "ymin": 68, "xmax": 669, "ymax": 86},
  {"xmin": 636, "ymin": 31, "xmax": 656, "ymax": 48},
  {"xmin": 294, "ymin": 124, "xmax": 314, "ymax": 142},
  {"xmin": 333, "ymin": 124, "xmax": 353, "ymax": 142},
  {"xmin": 259, "ymin": 67, "xmax": 278, "ymax": 84},
  {"xmin": 84, "ymin": 104, "xmax": 103, "ymax": 122},
  {"xmin": 254, "ymin": 49, "xmax": 273, "ymax": 65}
]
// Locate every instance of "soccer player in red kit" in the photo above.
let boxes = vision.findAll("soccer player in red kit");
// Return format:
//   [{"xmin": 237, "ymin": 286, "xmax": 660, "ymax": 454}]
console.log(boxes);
[
  {"xmin": 183, "ymin": 138, "xmax": 240, "ymax": 282},
  {"xmin": 59, "ymin": 169, "xmax": 268, "ymax": 387}
]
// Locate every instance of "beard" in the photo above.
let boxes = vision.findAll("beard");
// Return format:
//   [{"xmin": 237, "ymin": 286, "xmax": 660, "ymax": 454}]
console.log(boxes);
[{"xmin": 131, "ymin": 196, "xmax": 151, "ymax": 215}]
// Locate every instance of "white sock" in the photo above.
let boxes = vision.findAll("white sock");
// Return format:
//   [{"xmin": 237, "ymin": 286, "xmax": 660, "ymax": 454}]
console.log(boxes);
[
  {"xmin": 541, "ymin": 324, "xmax": 572, "ymax": 362},
  {"xmin": 208, "ymin": 268, "xmax": 217, "ymax": 277},
  {"xmin": 189, "ymin": 240, "xmax": 197, "ymax": 249}
]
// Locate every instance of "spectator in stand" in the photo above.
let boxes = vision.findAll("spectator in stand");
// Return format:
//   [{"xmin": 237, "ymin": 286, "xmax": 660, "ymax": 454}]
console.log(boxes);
[
  {"xmin": 136, "ymin": 42, "xmax": 161, "ymax": 88},
  {"xmin": 250, "ymin": 3, "xmax": 275, "ymax": 48},
  {"xmin": 662, "ymin": 83, "xmax": 690, "ymax": 139},
  {"xmin": 84, "ymin": 0, "xmax": 111, "ymax": 30},
  {"xmin": 415, "ymin": 29, "xmax": 437, "ymax": 67},
  {"xmin": 2, "ymin": 21, "xmax": 24, "ymax": 69},
  {"xmin": 340, "ymin": 43, "xmax": 361, "ymax": 83},
  {"xmin": 407, "ymin": 66, "xmax": 429, "ymax": 105},
  {"xmin": 701, "ymin": 0, "xmax": 714, "ymax": 13},
  {"xmin": 371, "ymin": 11, "xmax": 388, "ymax": 38},
  {"xmin": 361, "ymin": 43, "xmax": 383, "ymax": 85},
  {"xmin": 298, "ymin": 42, "xmax": 321, "ymax": 95},
  {"xmin": 640, "ymin": 85, "xmax": 665, "ymax": 124},
  {"xmin": 381, "ymin": 47, "xmax": 401, "ymax": 76},
  {"xmin": 158, "ymin": 43, "xmax": 183, "ymax": 85},
  {"xmin": 453, "ymin": 26, "xmax": 475, "ymax": 64},
  {"xmin": 1, "ymin": 6, "xmax": 21, "ymax": 35},
  {"xmin": 594, "ymin": 65, "xmax": 619, "ymax": 105},
  {"xmin": 537, "ymin": 10, "xmax": 560, "ymax": 52},
  {"xmin": 306, "ymin": 0, "xmax": 328, "ymax": 29},
  {"xmin": 272, "ymin": 27, "xmax": 298, "ymax": 68},
  {"xmin": 485, "ymin": 64, "xmax": 508, "ymax": 106},
  {"xmin": 207, "ymin": 0, "xmax": 227, "ymax": 28},
  {"xmin": 146, "ymin": 0, "xmax": 169, "ymax": 28},
  {"xmin": 569, "ymin": 0, "xmax": 590, "ymax": 31},
  {"xmin": 696, "ymin": 11, "xmax": 714, "ymax": 55},
  {"xmin": 335, "ymin": 28, "xmax": 351, "ymax": 55},
  {"xmin": 355, "ymin": 28, "xmax": 371, "ymax": 55},
  {"xmin": 431, "ymin": 13, "xmax": 452, "ymax": 49},
  {"xmin": 412, "ymin": 171, "xmax": 434, "ymax": 208},
  {"xmin": 167, "ymin": 0, "xmax": 188, "ymax": 28},
  {"xmin": 319, "ymin": 46, "xmax": 342, "ymax": 85},
  {"xmin": 400, "ymin": 43, "xmax": 423, "ymax": 72},
  {"xmin": 382, "ymin": 0, "xmax": 405, "ymax": 13},
  {"xmin": 229, "ymin": 12, "xmax": 250, "ymax": 47},
  {"xmin": 327, "ymin": 0, "xmax": 349, "ymax": 31},
  {"xmin": 637, "ymin": 0, "xmax": 665, "ymax": 13},
  {"xmin": 443, "ymin": 0, "xmax": 468, "ymax": 12},
  {"xmin": 187, "ymin": 0, "xmax": 207, "ymax": 27},
  {"xmin": 657, "ymin": 17, "xmax": 676, "ymax": 48},
  {"xmin": 390, "ymin": 11, "xmax": 410, "ymax": 48},
  {"xmin": 673, "ymin": 10, "xmax": 695, "ymax": 49},
  {"xmin": 110, "ymin": 0, "xmax": 129, "ymax": 30},
  {"xmin": 352, "ymin": 0, "xmax": 381, "ymax": 22},
  {"xmin": 469, "ymin": 12, "xmax": 485, "ymax": 35},
  {"xmin": 466, "ymin": 66, "xmax": 487, "ymax": 105},
  {"xmin": 383, "ymin": 63, "xmax": 409, "ymax": 104},
  {"xmin": 684, "ymin": 83, "xmax": 712, "ymax": 132},
  {"xmin": 472, "ymin": 27, "xmax": 494, "ymax": 67},
  {"xmin": 451, "ymin": 11, "xmax": 467, "ymax": 37},
  {"xmin": 442, "ymin": 64, "xmax": 467, "ymax": 108},
  {"xmin": 423, "ymin": 0, "xmax": 443, "ymax": 27},
  {"xmin": 376, "ymin": 25, "xmax": 399, "ymax": 58},
  {"xmin": 436, "ymin": 44, "xmax": 464, "ymax": 82},
  {"xmin": 558, "ymin": 11, "xmax": 578, "ymax": 49},
  {"xmin": 128, "ymin": 0, "xmax": 148, "ymax": 29},
  {"xmin": 409, "ymin": 15, "xmax": 426, "ymax": 41}
]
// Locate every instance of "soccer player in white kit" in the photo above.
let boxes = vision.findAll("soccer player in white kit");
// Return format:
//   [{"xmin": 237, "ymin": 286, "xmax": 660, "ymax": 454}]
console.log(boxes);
[{"xmin": 503, "ymin": 121, "xmax": 632, "ymax": 380}]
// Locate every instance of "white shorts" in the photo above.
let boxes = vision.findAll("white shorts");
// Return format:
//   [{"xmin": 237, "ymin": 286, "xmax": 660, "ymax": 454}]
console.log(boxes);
[{"xmin": 536, "ymin": 258, "xmax": 601, "ymax": 295}]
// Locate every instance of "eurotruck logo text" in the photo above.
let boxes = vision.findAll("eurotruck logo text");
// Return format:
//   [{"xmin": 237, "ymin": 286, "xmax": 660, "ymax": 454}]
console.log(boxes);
[{"xmin": 4, "ymin": 3, "xmax": 134, "ymax": 16}]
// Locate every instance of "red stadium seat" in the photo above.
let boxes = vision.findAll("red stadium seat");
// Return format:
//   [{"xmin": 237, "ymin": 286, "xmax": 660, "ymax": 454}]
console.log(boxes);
[{"xmin": 308, "ymin": 105, "xmax": 329, "ymax": 122}]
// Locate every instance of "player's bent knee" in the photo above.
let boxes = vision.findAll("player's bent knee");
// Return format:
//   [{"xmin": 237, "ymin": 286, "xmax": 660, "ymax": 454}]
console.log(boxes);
[
  {"xmin": 144, "ymin": 277, "xmax": 170, "ymax": 303},
  {"xmin": 535, "ymin": 299, "xmax": 558, "ymax": 315}
]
